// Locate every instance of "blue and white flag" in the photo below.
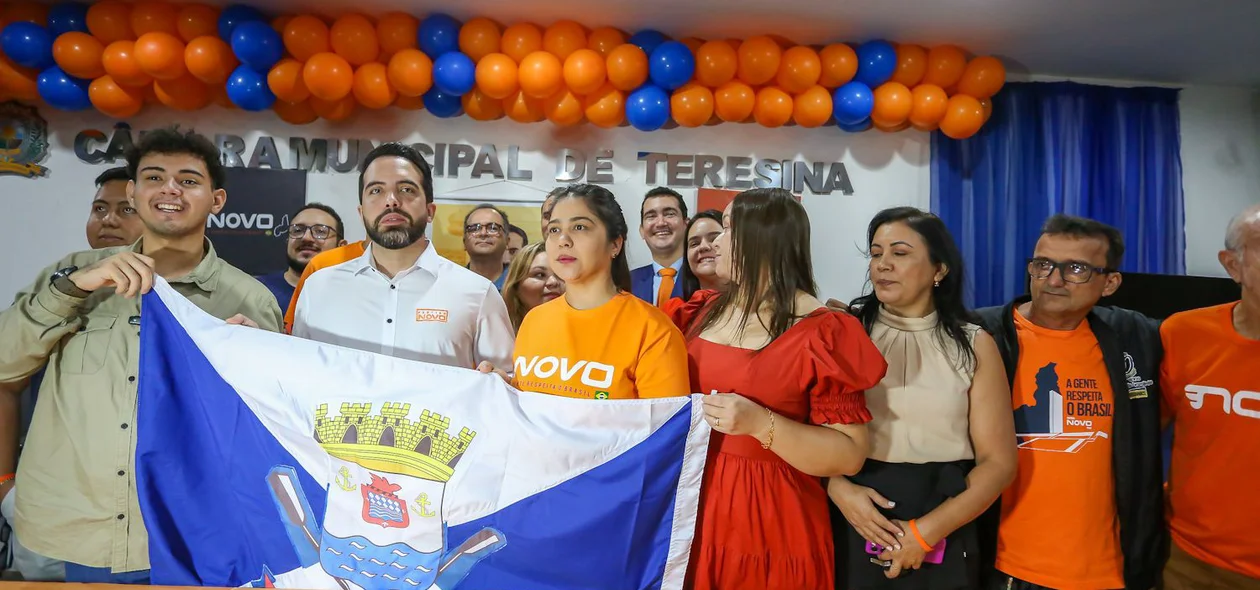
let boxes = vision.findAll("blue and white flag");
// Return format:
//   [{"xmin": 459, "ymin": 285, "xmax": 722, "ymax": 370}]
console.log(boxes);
[{"xmin": 135, "ymin": 280, "xmax": 710, "ymax": 590}]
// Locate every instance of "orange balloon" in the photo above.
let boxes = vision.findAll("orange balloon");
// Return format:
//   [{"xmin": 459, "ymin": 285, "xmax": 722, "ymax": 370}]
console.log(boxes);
[
  {"xmin": 130, "ymin": 2, "xmax": 178, "ymax": 37},
  {"xmin": 284, "ymin": 15, "xmax": 331, "ymax": 62},
  {"xmin": 871, "ymin": 82, "xmax": 913, "ymax": 127},
  {"xmin": 0, "ymin": 56, "xmax": 39, "ymax": 101},
  {"xmin": 583, "ymin": 82, "xmax": 624, "ymax": 128},
  {"xmin": 586, "ymin": 27, "xmax": 625, "ymax": 57},
  {"xmin": 775, "ymin": 46, "xmax": 821, "ymax": 94},
  {"xmin": 88, "ymin": 1, "xmax": 135, "ymax": 43},
  {"xmin": 134, "ymin": 32, "xmax": 186, "ymax": 80},
  {"xmin": 267, "ymin": 58, "xmax": 309, "ymax": 102},
  {"xmin": 543, "ymin": 20, "xmax": 586, "ymax": 60},
  {"xmin": 501, "ymin": 22, "xmax": 542, "ymax": 64},
  {"xmin": 184, "ymin": 36, "xmax": 235, "ymax": 84},
  {"xmin": 211, "ymin": 83, "xmax": 234, "ymax": 109},
  {"xmin": 101, "ymin": 41, "xmax": 152, "ymax": 86},
  {"xmin": 458, "ymin": 17, "xmax": 500, "ymax": 62},
  {"xmin": 543, "ymin": 87, "xmax": 583, "ymax": 126},
  {"xmin": 273, "ymin": 99, "xmax": 318, "ymax": 124},
  {"xmin": 695, "ymin": 40, "xmax": 737, "ymax": 87},
  {"xmin": 53, "ymin": 32, "xmax": 106, "ymax": 80},
  {"xmin": 874, "ymin": 119, "xmax": 910, "ymax": 133},
  {"xmin": 89, "ymin": 75, "xmax": 145, "ymax": 118},
  {"xmin": 386, "ymin": 48, "xmax": 432, "ymax": 97},
  {"xmin": 956, "ymin": 56, "xmax": 1005, "ymax": 99},
  {"xmin": 818, "ymin": 43, "xmax": 857, "ymax": 88},
  {"xmin": 462, "ymin": 88, "xmax": 504, "ymax": 121},
  {"xmin": 979, "ymin": 97, "xmax": 993, "ymax": 123},
  {"xmin": 153, "ymin": 74, "xmax": 209, "ymax": 110},
  {"xmin": 304, "ymin": 52, "xmax": 355, "ymax": 100},
  {"xmin": 680, "ymin": 37, "xmax": 704, "ymax": 54},
  {"xmin": 670, "ymin": 82, "xmax": 714, "ymax": 128},
  {"xmin": 891, "ymin": 44, "xmax": 926, "ymax": 87},
  {"xmin": 175, "ymin": 4, "xmax": 218, "ymax": 42},
  {"xmin": 394, "ymin": 93, "xmax": 424, "ymax": 110},
  {"xmin": 908, "ymin": 83, "xmax": 948, "ymax": 130},
  {"xmin": 563, "ymin": 49, "xmax": 605, "ymax": 95},
  {"xmin": 310, "ymin": 94, "xmax": 356, "ymax": 122},
  {"xmin": 713, "ymin": 80, "xmax": 755, "ymax": 122},
  {"xmin": 352, "ymin": 62, "xmax": 395, "ymax": 109},
  {"xmin": 939, "ymin": 94, "xmax": 984, "ymax": 139},
  {"xmin": 923, "ymin": 45, "xmax": 967, "ymax": 89},
  {"xmin": 331, "ymin": 14, "xmax": 379, "ymax": 66},
  {"xmin": 271, "ymin": 16, "xmax": 293, "ymax": 34},
  {"xmin": 792, "ymin": 85, "xmax": 832, "ymax": 128},
  {"xmin": 737, "ymin": 36, "xmax": 781, "ymax": 86},
  {"xmin": 376, "ymin": 12, "xmax": 418, "ymax": 61},
  {"xmin": 474, "ymin": 52, "xmax": 517, "ymax": 99},
  {"xmin": 503, "ymin": 89, "xmax": 543, "ymax": 123},
  {"xmin": 518, "ymin": 51, "xmax": 561, "ymax": 98},
  {"xmin": 605, "ymin": 44, "xmax": 647, "ymax": 92},
  {"xmin": 3, "ymin": 3, "xmax": 48, "ymax": 25},
  {"xmin": 753, "ymin": 86, "xmax": 793, "ymax": 128}
]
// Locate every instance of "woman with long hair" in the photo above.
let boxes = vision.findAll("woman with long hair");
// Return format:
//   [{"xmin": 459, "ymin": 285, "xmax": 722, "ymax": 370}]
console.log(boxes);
[
  {"xmin": 831, "ymin": 207, "xmax": 1015, "ymax": 589},
  {"xmin": 680, "ymin": 209, "xmax": 725, "ymax": 298},
  {"xmin": 674, "ymin": 188, "xmax": 888, "ymax": 589},
  {"xmin": 480, "ymin": 183, "xmax": 690, "ymax": 400},
  {"xmin": 501, "ymin": 242, "xmax": 564, "ymax": 332}
]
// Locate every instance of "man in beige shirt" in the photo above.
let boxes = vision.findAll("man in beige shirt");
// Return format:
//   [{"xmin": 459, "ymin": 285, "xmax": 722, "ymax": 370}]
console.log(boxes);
[{"xmin": 0, "ymin": 127, "xmax": 282, "ymax": 583}]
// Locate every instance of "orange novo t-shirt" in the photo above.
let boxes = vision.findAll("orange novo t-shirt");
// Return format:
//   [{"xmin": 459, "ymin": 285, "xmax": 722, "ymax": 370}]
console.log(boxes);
[
  {"xmin": 1161, "ymin": 302, "xmax": 1260, "ymax": 578},
  {"xmin": 996, "ymin": 309, "xmax": 1124, "ymax": 590},
  {"xmin": 512, "ymin": 292, "xmax": 691, "ymax": 399},
  {"xmin": 283, "ymin": 241, "xmax": 367, "ymax": 333}
]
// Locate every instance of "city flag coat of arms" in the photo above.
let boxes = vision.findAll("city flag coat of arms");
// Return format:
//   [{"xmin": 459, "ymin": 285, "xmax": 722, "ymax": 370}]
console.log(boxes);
[{"xmin": 135, "ymin": 280, "xmax": 710, "ymax": 590}]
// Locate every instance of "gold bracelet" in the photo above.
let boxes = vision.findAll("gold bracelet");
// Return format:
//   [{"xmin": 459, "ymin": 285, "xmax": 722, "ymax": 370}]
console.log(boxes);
[{"xmin": 761, "ymin": 407, "xmax": 775, "ymax": 449}]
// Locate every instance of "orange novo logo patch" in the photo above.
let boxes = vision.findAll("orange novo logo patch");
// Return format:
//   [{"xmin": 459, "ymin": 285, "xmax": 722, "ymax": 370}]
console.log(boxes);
[{"xmin": 415, "ymin": 309, "xmax": 449, "ymax": 323}]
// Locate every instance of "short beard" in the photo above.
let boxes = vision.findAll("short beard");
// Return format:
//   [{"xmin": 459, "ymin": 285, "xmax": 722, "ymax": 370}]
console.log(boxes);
[
  {"xmin": 366, "ymin": 212, "xmax": 427, "ymax": 250},
  {"xmin": 286, "ymin": 252, "xmax": 307, "ymax": 274}
]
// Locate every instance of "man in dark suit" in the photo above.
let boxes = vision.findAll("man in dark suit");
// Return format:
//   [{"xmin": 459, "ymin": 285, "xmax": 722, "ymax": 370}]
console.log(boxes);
[{"xmin": 630, "ymin": 187, "xmax": 688, "ymax": 306}]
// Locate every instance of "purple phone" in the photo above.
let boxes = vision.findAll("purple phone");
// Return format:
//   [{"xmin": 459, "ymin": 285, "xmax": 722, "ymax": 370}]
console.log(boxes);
[{"xmin": 865, "ymin": 540, "xmax": 946, "ymax": 565}]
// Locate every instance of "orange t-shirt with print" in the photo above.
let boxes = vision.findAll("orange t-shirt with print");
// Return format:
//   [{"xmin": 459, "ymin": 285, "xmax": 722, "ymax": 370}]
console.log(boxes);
[
  {"xmin": 512, "ymin": 292, "xmax": 691, "ymax": 399},
  {"xmin": 283, "ymin": 241, "xmax": 367, "ymax": 333},
  {"xmin": 1161, "ymin": 302, "xmax": 1260, "ymax": 578},
  {"xmin": 996, "ymin": 309, "xmax": 1124, "ymax": 590}
]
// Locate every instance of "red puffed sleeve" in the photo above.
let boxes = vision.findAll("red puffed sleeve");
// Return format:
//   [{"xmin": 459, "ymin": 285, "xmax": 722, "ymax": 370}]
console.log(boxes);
[
  {"xmin": 801, "ymin": 311, "xmax": 888, "ymax": 425},
  {"xmin": 665, "ymin": 289, "xmax": 719, "ymax": 332}
]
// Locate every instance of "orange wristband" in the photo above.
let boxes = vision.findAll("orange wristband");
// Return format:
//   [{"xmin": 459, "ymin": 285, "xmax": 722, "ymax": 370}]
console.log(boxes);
[
  {"xmin": 908, "ymin": 519, "xmax": 934, "ymax": 552},
  {"xmin": 0, "ymin": 473, "xmax": 15, "ymax": 485}
]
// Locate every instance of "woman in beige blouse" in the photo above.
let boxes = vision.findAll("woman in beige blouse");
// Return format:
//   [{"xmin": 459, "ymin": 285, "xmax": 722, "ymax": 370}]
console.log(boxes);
[{"xmin": 830, "ymin": 207, "xmax": 1017, "ymax": 589}]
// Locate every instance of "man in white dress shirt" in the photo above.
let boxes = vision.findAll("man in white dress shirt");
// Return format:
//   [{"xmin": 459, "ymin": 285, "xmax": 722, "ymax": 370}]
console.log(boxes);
[{"xmin": 291, "ymin": 143, "xmax": 514, "ymax": 370}]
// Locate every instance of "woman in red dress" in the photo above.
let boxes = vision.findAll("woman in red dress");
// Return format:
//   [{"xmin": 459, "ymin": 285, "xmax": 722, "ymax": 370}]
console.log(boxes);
[{"xmin": 675, "ymin": 188, "xmax": 888, "ymax": 589}]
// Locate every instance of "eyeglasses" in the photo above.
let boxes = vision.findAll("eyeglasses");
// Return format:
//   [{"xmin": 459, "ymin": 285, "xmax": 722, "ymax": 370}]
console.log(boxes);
[
  {"xmin": 465, "ymin": 222, "xmax": 504, "ymax": 236},
  {"xmin": 1027, "ymin": 257, "xmax": 1114, "ymax": 284},
  {"xmin": 288, "ymin": 224, "xmax": 337, "ymax": 240}
]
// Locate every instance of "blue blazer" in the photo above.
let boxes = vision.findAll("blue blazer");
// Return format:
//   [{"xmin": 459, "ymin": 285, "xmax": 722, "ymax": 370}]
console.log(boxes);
[{"xmin": 630, "ymin": 264, "xmax": 683, "ymax": 304}]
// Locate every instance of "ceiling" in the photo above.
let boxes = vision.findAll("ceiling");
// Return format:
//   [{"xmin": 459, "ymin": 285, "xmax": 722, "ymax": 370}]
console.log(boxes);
[{"xmin": 224, "ymin": 0, "xmax": 1260, "ymax": 87}]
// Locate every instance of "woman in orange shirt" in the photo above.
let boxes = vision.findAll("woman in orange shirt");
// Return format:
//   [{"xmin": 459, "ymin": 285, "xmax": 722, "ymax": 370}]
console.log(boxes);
[{"xmin": 479, "ymin": 183, "xmax": 690, "ymax": 400}]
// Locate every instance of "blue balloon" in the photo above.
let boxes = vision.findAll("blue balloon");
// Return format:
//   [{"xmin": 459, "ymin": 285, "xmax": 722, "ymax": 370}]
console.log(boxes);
[
  {"xmin": 626, "ymin": 84, "xmax": 670, "ymax": 131},
  {"xmin": 423, "ymin": 88, "xmax": 463, "ymax": 118},
  {"xmin": 218, "ymin": 4, "xmax": 265, "ymax": 41},
  {"xmin": 837, "ymin": 118, "xmax": 872, "ymax": 133},
  {"xmin": 832, "ymin": 81, "xmax": 874, "ymax": 125},
  {"xmin": 37, "ymin": 66, "xmax": 90, "ymax": 110},
  {"xmin": 226, "ymin": 65, "xmax": 275, "ymax": 111},
  {"xmin": 1, "ymin": 22, "xmax": 54, "ymax": 70},
  {"xmin": 628, "ymin": 29, "xmax": 668, "ymax": 56},
  {"xmin": 433, "ymin": 52, "xmax": 475, "ymax": 95},
  {"xmin": 231, "ymin": 21, "xmax": 283, "ymax": 71},
  {"xmin": 854, "ymin": 40, "xmax": 897, "ymax": 87},
  {"xmin": 649, "ymin": 41, "xmax": 695, "ymax": 91},
  {"xmin": 417, "ymin": 14, "xmax": 460, "ymax": 58},
  {"xmin": 48, "ymin": 3, "xmax": 89, "ymax": 37}
]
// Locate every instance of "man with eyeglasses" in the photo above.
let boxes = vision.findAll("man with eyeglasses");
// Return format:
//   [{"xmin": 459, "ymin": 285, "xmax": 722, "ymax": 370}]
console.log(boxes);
[
  {"xmin": 255, "ymin": 203, "xmax": 347, "ymax": 308},
  {"xmin": 462, "ymin": 204, "xmax": 511, "ymax": 290},
  {"xmin": 974, "ymin": 214, "xmax": 1165, "ymax": 590}
]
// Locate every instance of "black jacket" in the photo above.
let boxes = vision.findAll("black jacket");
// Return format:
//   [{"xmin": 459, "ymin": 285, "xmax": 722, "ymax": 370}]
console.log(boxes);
[{"xmin": 974, "ymin": 297, "xmax": 1168, "ymax": 590}]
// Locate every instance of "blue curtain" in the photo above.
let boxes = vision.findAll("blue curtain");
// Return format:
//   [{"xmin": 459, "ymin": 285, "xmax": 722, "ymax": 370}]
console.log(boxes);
[{"xmin": 931, "ymin": 81, "xmax": 1186, "ymax": 308}]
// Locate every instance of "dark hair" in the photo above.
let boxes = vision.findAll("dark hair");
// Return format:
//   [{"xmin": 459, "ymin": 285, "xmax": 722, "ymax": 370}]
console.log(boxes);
[
  {"xmin": 680, "ymin": 209, "xmax": 723, "ymax": 299},
  {"xmin": 295, "ymin": 202, "xmax": 345, "ymax": 239},
  {"xmin": 554, "ymin": 183, "xmax": 631, "ymax": 292},
  {"xmin": 640, "ymin": 187, "xmax": 689, "ymax": 221},
  {"xmin": 848, "ymin": 207, "xmax": 977, "ymax": 370},
  {"xmin": 1040, "ymin": 214, "xmax": 1125, "ymax": 270},
  {"xmin": 94, "ymin": 166, "xmax": 130, "ymax": 187},
  {"xmin": 359, "ymin": 143, "xmax": 434, "ymax": 204},
  {"xmin": 508, "ymin": 224, "xmax": 528, "ymax": 244},
  {"xmin": 690, "ymin": 188, "xmax": 814, "ymax": 350},
  {"xmin": 462, "ymin": 203, "xmax": 510, "ymax": 229},
  {"xmin": 125, "ymin": 127, "xmax": 224, "ymax": 190}
]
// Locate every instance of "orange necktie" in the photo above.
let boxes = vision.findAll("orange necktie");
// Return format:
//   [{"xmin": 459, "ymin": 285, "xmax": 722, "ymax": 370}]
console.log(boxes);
[{"xmin": 656, "ymin": 267, "xmax": 677, "ymax": 308}]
